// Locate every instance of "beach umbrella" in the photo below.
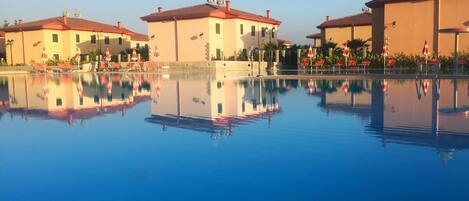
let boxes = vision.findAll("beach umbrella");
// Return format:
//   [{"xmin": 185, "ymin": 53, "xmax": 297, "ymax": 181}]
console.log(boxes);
[
  {"xmin": 41, "ymin": 48, "xmax": 48, "ymax": 62},
  {"xmin": 307, "ymin": 46, "xmax": 314, "ymax": 58},
  {"xmin": 75, "ymin": 48, "xmax": 81, "ymax": 62},
  {"xmin": 308, "ymin": 80, "xmax": 315, "ymax": 95},
  {"xmin": 131, "ymin": 48, "xmax": 138, "ymax": 61},
  {"xmin": 105, "ymin": 48, "xmax": 111, "ymax": 62},
  {"xmin": 154, "ymin": 46, "xmax": 160, "ymax": 60},
  {"xmin": 107, "ymin": 83, "xmax": 113, "ymax": 95},
  {"xmin": 343, "ymin": 43, "xmax": 350, "ymax": 66},
  {"xmin": 342, "ymin": 81, "xmax": 350, "ymax": 95},
  {"xmin": 43, "ymin": 85, "xmax": 49, "ymax": 100},
  {"xmin": 422, "ymin": 41, "xmax": 430, "ymax": 62},
  {"xmin": 382, "ymin": 44, "xmax": 389, "ymax": 58},
  {"xmin": 343, "ymin": 44, "xmax": 350, "ymax": 58},
  {"xmin": 76, "ymin": 85, "xmax": 83, "ymax": 97}
]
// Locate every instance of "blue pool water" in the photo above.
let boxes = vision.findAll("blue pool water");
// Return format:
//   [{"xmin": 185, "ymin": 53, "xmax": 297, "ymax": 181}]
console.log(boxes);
[{"xmin": 0, "ymin": 74, "xmax": 469, "ymax": 201}]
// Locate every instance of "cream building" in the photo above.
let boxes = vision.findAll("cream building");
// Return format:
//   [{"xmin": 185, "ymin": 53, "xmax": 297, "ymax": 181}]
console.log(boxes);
[
  {"xmin": 141, "ymin": 0, "xmax": 281, "ymax": 62},
  {"xmin": 367, "ymin": 0, "xmax": 469, "ymax": 56},
  {"xmin": 2, "ymin": 16, "xmax": 149, "ymax": 65},
  {"xmin": 147, "ymin": 78, "xmax": 280, "ymax": 134}
]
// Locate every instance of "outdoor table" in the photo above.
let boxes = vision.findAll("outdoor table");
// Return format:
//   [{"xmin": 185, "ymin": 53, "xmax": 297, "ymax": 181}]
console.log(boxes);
[{"xmin": 439, "ymin": 28, "xmax": 469, "ymax": 73}]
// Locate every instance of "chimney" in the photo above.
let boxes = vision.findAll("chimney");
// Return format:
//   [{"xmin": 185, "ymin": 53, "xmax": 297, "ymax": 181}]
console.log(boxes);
[
  {"xmin": 226, "ymin": 1, "xmax": 231, "ymax": 13},
  {"xmin": 326, "ymin": 16, "xmax": 330, "ymax": 21},
  {"xmin": 117, "ymin": 21, "xmax": 122, "ymax": 29},
  {"xmin": 266, "ymin": 10, "xmax": 271, "ymax": 19},
  {"xmin": 158, "ymin": 7, "xmax": 163, "ymax": 13},
  {"xmin": 62, "ymin": 16, "xmax": 68, "ymax": 25}
]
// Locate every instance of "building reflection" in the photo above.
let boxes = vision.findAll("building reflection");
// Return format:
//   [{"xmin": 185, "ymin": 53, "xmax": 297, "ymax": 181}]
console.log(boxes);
[
  {"xmin": 0, "ymin": 74, "xmax": 152, "ymax": 125},
  {"xmin": 315, "ymin": 79, "xmax": 469, "ymax": 161},
  {"xmin": 145, "ymin": 78, "xmax": 282, "ymax": 138}
]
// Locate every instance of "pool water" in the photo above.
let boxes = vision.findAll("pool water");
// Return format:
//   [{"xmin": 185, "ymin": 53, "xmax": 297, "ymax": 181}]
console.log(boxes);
[{"xmin": 0, "ymin": 73, "xmax": 469, "ymax": 201}]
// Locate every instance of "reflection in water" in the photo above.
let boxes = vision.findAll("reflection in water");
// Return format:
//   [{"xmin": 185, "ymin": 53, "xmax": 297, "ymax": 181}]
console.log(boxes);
[
  {"xmin": 314, "ymin": 78, "xmax": 469, "ymax": 162},
  {"xmin": 1, "ymin": 74, "xmax": 469, "ymax": 160},
  {"xmin": 145, "ymin": 78, "xmax": 283, "ymax": 139},
  {"xmin": 0, "ymin": 74, "xmax": 152, "ymax": 125}
]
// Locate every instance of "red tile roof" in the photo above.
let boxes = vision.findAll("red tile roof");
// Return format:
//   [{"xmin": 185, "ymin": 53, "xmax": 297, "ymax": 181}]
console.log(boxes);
[
  {"xmin": 0, "ymin": 31, "xmax": 4, "ymax": 37},
  {"xmin": 2, "ymin": 16, "xmax": 148, "ymax": 41},
  {"xmin": 141, "ymin": 3, "xmax": 281, "ymax": 25},
  {"xmin": 317, "ymin": 13, "xmax": 372, "ymax": 29},
  {"xmin": 131, "ymin": 32, "xmax": 149, "ymax": 41},
  {"xmin": 278, "ymin": 39, "xmax": 292, "ymax": 45},
  {"xmin": 306, "ymin": 33, "xmax": 321, "ymax": 39},
  {"xmin": 365, "ymin": 0, "xmax": 413, "ymax": 8}
]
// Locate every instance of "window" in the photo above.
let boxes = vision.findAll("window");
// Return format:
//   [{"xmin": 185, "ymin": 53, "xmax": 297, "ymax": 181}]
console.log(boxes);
[
  {"xmin": 217, "ymin": 82, "xmax": 222, "ymax": 89},
  {"xmin": 215, "ymin": 23, "xmax": 221, "ymax": 34},
  {"xmin": 251, "ymin": 26, "xmax": 256, "ymax": 36},
  {"xmin": 218, "ymin": 103, "xmax": 223, "ymax": 114},
  {"xmin": 242, "ymin": 102, "xmax": 246, "ymax": 113},
  {"xmin": 240, "ymin": 24, "xmax": 244, "ymax": 35},
  {"xmin": 216, "ymin": 49, "xmax": 222, "ymax": 60},
  {"xmin": 272, "ymin": 30, "xmax": 275, "ymax": 38},
  {"xmin": 107, "ymin": 95, "xmax": 113, "ymax": 102},
  {"xmin": 118, "ymin": 37, "xmax": 123, "ymax": 45},
  {"xmin": 79, "ymin": 97, "xmax": 84, "ymax": 105},
  {"xmin": 261, "ymin": 28, "xmax": 266, "ymax": 37},
  {"xmin": 91, "ymin": 35, "xmax": 97, "ymax": 44},
  {"xmin": 56, "ymin": 98, "xmax": 63, "ymax": 106},
  {"xmin": 94, "ymin": 95, "xmax": 99, "ymax": 104},
  {"xmin": 76, "ymin": 34, "xmax": 80, "ymax": 43},
  {"xmin": 53, "ymin": 54, "xmax": 59, "ymax": 60},
  {"xmin": 104, "ymin": 36, "xmax": 110, "ymax": 45},
  {"xmin": 52, "ymin": 34, "xmax": 59, "ymax": 43},
  {"xmin": 136, "ymin": 43, "xmax": 140, "ymax": 48}
]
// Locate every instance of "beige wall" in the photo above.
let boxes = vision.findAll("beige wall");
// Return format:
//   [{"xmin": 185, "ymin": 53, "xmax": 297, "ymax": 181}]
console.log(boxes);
[
  {"xmin": 384, "ymin": 0, "xmax": 435, "ymax": 55},
  {"xmin": 373, "ymin": 0, "xmax": 469, "ymax": 56},
  {"xmin": 5, "ymin": 30, "xmax": 44, "ymax": 65},
  {"xmin": 322, "ymin": 25, "xmax": 372, "ymax": 49},
  {"xmin": 146, "ymin": 17, "xmax": 279, "ymax": 62}
]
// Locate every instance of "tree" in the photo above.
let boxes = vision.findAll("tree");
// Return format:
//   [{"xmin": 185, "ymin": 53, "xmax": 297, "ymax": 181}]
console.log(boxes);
[
  {"xmin": 3, "ymin": 20, "xmax": 9, "ymax": 28},
  {"xmin": 347, "ymin": 39, "xmax": 370, "ymax": 57}
]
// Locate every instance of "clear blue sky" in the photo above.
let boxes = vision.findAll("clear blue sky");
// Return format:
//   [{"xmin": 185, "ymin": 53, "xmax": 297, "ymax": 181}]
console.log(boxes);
[{"xmin": 0, "ymin": 0, "xmax": 369, "ymax": 44}]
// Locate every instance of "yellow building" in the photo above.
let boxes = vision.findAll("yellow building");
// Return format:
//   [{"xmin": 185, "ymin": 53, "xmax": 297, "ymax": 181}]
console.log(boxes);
[
  {"xmin": 3, "ymin": 16, "xmax": 149, "ymax": 65},
  {"xmin": 306, "ymin": 33, "xmax": 321, "ymax": 47},
  {"xmin": 0, "ymin": 31, "xmax": 5, "ymax": 60},
  {"xmin": 366, "ymin": 0, "xmax": 469, "ymax": 56},
  {"xmin": 317, "ymin": 13, "xmax": 372, "ymax": 49},
  {"xmin": 141, "ymin": 0, "xmax": 281, "ymax": 62},
  {"xmin": 5, "ymin": 74, "xmax": 152, "ymax": 124}
]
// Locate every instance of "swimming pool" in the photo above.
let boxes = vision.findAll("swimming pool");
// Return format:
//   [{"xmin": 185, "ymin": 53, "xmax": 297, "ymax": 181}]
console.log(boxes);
[{"xmin": 0, "ymin": 73, "xmax": 468, "ymax": 201}]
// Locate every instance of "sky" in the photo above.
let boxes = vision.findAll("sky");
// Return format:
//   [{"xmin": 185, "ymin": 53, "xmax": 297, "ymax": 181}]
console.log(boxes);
[{"xmin": 0, "ymin": 0, "xmax": 369, "ymax": 44}]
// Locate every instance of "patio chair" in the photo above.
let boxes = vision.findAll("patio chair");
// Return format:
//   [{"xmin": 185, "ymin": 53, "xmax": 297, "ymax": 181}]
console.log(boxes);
[
  {"xmin": 386, "ymin": 59, "xmax": 397, "ymax": 68},
  {"xmin": 347, "ymin": 59, "xmax": 357, "ymax": 67},
  {"xmin": 110, "ymin": 63, "xmax": 122, "ymax": 71},
  {"xmin": 312, "ymin": 60, "xmax": 325, "ymax": 69},
  {"xmin": 58, "ymin": 62, "xmax": 73, "ymax": 73},
  {"xmin": 32, "ymin": 62, "xmax": 48, "ymax": 73},
  {"xmin": 334, "ymin": 60, "xmax": 345, "ymax": 68}
]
